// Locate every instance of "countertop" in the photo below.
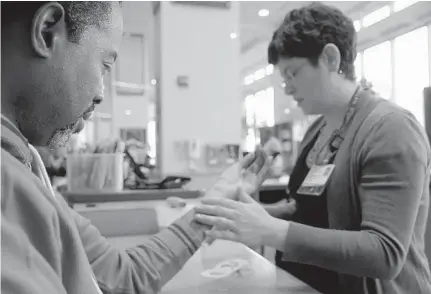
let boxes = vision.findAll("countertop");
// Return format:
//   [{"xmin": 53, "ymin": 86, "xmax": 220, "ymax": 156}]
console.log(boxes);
[
  {"xmin": 160, "ymin": 239, "xmax": 320, "ymax": 294},
  {"xmin": 260, "ymin": 175, "xmax": 289, "ymax": 191},
  {"xmin": 63, "ymin": 188, "xmax": 202, "ymax": 205}
]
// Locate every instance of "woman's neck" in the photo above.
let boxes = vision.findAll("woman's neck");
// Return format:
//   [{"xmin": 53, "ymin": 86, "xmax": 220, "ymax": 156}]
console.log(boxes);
[{"xmin": 322, "ymin": 81, "xmax": 359, "ymax": 130}]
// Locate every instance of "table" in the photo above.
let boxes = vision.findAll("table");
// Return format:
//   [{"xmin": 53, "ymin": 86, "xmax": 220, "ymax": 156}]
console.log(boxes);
[
  {"xmin": 160, "ymin": 240, "xmax": 321, "ymax": 294},
  {"xmin": 63, "ymin": 188, "xmax": 202, "ymax": 207},
  {"xmin": 260, "ymin": 175, "xmax": 290, "ymax": 192}
]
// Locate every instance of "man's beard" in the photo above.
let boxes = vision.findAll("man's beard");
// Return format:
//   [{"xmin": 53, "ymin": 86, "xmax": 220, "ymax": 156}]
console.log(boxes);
[{"xmin": 46, "ymin": 120, "xmax": 77, "ymax": 148}]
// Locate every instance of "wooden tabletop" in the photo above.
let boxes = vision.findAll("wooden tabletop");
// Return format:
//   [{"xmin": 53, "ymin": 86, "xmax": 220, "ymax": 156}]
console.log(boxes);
[
  {"xmin": 63, "ymin": 188, "xmax": 202, "ymax": 205},
  {"xmin": 160, "ymin": 240, "xmax": 320, "ymax": 294}
]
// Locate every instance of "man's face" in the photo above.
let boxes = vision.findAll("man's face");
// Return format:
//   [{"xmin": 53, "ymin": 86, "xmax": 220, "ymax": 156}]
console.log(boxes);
[{"xmin": 24, "ymin": 3, "xmax": 123, "ymax": 147}]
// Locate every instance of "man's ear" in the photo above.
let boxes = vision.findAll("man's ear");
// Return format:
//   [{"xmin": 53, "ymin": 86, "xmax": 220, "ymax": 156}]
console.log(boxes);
[
  {"xmin": 320, "ymin": 43, "xmax": 341, "ymax": 73},
  {"xmin": 31, "ymin": 2, "xmax": 67, "ymax": 58}
]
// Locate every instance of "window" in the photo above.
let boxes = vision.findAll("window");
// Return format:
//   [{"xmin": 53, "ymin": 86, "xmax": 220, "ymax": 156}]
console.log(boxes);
[
  {"xmin": 394, "ymin": 27, "xmax": 429, "ymax": 126},
  {"xmin": 244, "ymin": 87, "xmax": 275, "ymax": 151},
  {"xmin": 244, "ymin": 75, "xmax": 254, "ymax": 85},
  {"xmin": 254, "ymin": 69, "xmax": 266, "ymax": 81},
  {"xmin": 362, "ymin": 6, "xmax": 390, "ymax": 27},
  {"xmin": 244, "ymin": 128, "xmax": 257, "ymax": 152},
  {"xmin": 393, "ymin": 0, "xmax": 419, "ymax": 12},
  {"xmin": 354, "ymin": 20, "xmax": 361, "ymax": 32},
  {"xmin": 245, "ymin": 95, "xmax": 255, "ymax": 125},
  {"xmin": 147, "ymin": 120, "xmax": 156, "ymax": 158},
  {"xmin": 266, "ymin": 64, "xmax": 274, "ymax": 75},
  {"xmin": 254, "ymin": 87, "xmax": 275, "ymax": 127},
  {"xmin": 363, "ymin": 41, "xmax": 392, "ymax": 99},
  {"xmin": 355, "ymin": 53, "xmax": 362, "ymax": 80}
]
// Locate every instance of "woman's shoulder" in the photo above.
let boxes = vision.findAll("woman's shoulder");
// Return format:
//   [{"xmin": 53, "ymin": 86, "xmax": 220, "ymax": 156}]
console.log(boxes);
[
  {"xmin": 357, "ymin": 92, "xmax": 430, "ymax": 164},
  {"xmin": 361, "ymin": 91, "xmax": 425, "ymax": 138}
]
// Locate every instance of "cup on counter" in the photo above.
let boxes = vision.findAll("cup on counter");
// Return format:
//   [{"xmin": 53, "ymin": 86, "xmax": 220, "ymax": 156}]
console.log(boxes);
[{"xmin": 66, "ymin": 153, "xmax": 124, "ymax": 192}]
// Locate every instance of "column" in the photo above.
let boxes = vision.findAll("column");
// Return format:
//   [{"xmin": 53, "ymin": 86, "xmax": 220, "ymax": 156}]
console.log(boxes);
[{"xmin": 154, "ymin": 1, "xmax": 242, "ymax": 180}]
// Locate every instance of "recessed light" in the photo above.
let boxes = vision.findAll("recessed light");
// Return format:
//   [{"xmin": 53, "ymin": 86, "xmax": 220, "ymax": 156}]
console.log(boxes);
[
  {"xmin": 151, "ymin": 79, "xmax": 157, "ymax": 85},
  {"xmin": 230, "ymin": 32, "xmax": 237, "ymax": 39},
  {"xmin": 284, "ymin": 108, "xmax": 291, "ymax": 115},
  {"xmin": 125, "ymin": 110, "xmax": 132, "ymax": 116},
  {"xmin": 258, "ymin": 9, "xmax": 269, "ymax": 17}
]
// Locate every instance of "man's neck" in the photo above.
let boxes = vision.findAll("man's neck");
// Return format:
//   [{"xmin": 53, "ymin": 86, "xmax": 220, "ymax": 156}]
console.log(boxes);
[{"xmin": 322, "ymin": 81, "xmax": 358, "ymax": 130}]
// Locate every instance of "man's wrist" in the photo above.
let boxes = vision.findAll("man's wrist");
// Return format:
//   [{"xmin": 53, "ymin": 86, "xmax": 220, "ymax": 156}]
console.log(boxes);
[{"xmin": 263, "ymin": 217, "xmax": 290, "ymax": 251}]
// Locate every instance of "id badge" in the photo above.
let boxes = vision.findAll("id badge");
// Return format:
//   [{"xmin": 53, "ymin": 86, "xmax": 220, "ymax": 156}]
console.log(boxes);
[{"xmin": 297, "ymin": 164, "xmax": 335, "ymax": 196}]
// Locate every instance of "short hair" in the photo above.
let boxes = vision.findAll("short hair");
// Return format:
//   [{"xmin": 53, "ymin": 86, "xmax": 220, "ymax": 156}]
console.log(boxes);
[
  {"xmin": 1, "ymin": 1, "xmax": 115, "ymax": 43},
  {"xmin": 268, "ymin": 2, "xmax": 357, "ymax": 81}
]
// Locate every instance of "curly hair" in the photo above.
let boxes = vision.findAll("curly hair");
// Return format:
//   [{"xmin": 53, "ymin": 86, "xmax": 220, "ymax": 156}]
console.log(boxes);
[
  {"xmin": 268, "ymin": 2, "xmax": 357, "ymax": 81},
  {"xmin": 1, "ymin": 1, "xmax": 117, "ymax": 43}
]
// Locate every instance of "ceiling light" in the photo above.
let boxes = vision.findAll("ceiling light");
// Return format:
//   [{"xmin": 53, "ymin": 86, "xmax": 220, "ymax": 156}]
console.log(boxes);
[
  {"xmin": 258, "ymin": 9, "xmax": 269, "ymax": 17},
  {"xmin": 151, "ymin": 79, "xmax": 157, "ymax": 85},
  {"xmin": 230, "ymin": 32, "xmax": 237, "ymax": 39},
  {"xmin": 284, "ymin": 108, "xmax": 291, "ymax": 115},
  {"xmin": 125, "ymin": 110, "xmax": 132, "ymax": 116}
]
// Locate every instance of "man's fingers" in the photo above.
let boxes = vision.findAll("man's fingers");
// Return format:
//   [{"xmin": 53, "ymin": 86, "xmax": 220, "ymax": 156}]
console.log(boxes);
[
  {"xmin": 246, "ymin": 147, "xmax": 268, "ymax": 174},
  {"xmin": 255, "ymin": 155, "xmax": 273, "ymax": 186},
  {"xmin": 205, "ymin": 229, "xmax": 237, "ymax": 242},
  {"xmin": 194, "ymin": 204, "xmax": 237, "ymax": 220},
  {"xmin": 194, "ymin": 214, "xmax": 237, "ymax": 232}
]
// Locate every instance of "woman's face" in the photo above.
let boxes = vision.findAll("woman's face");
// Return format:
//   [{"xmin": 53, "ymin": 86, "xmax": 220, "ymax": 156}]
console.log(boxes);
[{"xmin": 276, "ymin": 44, "xmax": 342, "ymax": 115}]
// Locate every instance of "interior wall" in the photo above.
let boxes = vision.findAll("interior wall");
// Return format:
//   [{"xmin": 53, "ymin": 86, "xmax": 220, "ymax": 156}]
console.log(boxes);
[
  {"xmin": 155, "ymin": 1, "xmax": 242, "ymax": 178},
  {"xmin": 110, "ymin": 2, "xmax": 155, "ymax": 139}
]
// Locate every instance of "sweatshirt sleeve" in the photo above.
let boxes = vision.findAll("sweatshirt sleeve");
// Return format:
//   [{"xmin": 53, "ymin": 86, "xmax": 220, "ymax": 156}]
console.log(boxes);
[
  {"xmin": 71, "ymin": 204, "xmax": 209, "ymax": 294},
  {"xmin": 281, "ymin": 111, "xmax": 430, "ymax": 279}
]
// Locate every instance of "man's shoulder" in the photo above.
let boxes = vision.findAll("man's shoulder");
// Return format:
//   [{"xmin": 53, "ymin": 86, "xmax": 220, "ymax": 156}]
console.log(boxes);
[
  {"xmin": 1, "ymin": 148, "xmax": 54, "ymax": 207},
  {"xmin": 1, "ymin": 148, "xmax": 34, "ymax": 184}
]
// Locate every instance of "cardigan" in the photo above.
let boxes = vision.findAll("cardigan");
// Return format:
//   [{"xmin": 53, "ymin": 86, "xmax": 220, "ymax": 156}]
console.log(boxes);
[{"xmin": 282, "ymin": 89, "xmax": 431, "ymax": 293}]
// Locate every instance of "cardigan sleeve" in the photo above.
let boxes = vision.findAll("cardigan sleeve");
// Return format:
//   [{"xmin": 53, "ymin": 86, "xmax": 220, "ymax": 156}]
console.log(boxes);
[{"xmin": 281, "ymin": 110, "xmax": 430, "ymax": 279}]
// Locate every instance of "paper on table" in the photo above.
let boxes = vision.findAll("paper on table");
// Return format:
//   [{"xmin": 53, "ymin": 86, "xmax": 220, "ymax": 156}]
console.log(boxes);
[{"xmin": 201, "ymin": 258, "xmax": 250, "ymax": 279}]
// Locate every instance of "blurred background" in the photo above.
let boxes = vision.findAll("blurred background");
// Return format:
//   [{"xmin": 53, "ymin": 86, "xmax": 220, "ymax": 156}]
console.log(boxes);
[{"xmin": 67, "ymin": 1, "xmax": 431, "ymax": 182}]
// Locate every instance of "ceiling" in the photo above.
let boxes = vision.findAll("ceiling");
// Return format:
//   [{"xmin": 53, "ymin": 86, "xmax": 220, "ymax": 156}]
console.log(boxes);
[{"xmin": 239, "ymin": 1, "xmax": 391, "ymax": 53}]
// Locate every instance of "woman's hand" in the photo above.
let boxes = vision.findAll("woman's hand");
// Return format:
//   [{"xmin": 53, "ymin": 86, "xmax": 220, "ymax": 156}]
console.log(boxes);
[{"xmin": 195, "ymin": 187, "xmax": 290, "ymax": 248}]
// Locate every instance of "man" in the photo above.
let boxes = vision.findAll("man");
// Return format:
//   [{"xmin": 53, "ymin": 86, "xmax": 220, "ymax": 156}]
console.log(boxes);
[{"xmin": 1, "ymin": 2, "xmax": 271, "ymax": 294}]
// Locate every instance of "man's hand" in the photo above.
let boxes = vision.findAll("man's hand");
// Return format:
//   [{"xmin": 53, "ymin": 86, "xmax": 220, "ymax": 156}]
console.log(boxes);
[
  {"xmin": 262, "ymin": 137, "xmax": 282, "ymax": 156},
  {"xmin": 205, "ymin": 147, "xmax": 273, "ymax": 200},
  {"xmin": 195, "ymin": 187, "xmax": 290, "ymax": 248}
]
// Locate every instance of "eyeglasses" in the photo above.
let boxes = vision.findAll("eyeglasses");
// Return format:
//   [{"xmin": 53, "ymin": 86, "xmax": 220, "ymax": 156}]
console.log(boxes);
[{"xmin": 281, "ymin": 62, "xmax": 308, "ymax": 87}]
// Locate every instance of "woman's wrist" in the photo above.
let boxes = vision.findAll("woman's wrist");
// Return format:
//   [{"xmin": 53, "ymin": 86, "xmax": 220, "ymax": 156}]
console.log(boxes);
[{"xmin": 262, "ymin": 217, "xmax": 291, "ymax": 251}]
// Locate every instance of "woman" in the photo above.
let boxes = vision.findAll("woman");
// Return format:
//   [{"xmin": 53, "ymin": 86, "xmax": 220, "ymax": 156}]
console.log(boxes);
[{"xmin": 194, "ymin": 3, "xmax": 431, "ymax": 294}]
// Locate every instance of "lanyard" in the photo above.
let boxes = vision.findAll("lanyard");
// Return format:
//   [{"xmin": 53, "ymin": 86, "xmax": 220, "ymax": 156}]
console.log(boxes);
[{"xmin": 313, "ymin": 86, "xmax": 361, "ymax": 165}]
